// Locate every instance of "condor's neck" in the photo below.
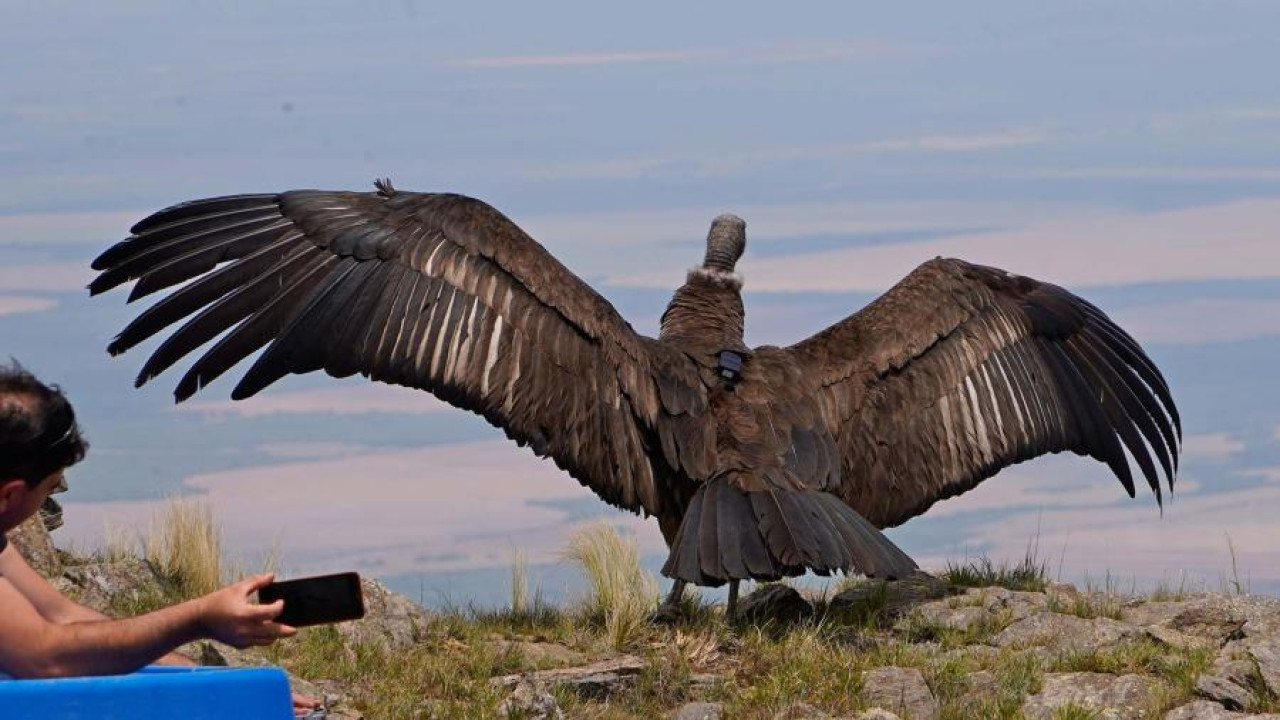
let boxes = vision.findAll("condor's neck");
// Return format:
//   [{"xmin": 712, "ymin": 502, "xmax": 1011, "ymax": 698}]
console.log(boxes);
[{"xmin": 659, "ymin": 268, "xmax": 748, "ymax": 354}]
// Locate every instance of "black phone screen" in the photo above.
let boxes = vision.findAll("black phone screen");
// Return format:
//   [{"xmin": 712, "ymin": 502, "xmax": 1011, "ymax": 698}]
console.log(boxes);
[{"xmin": 257, "ymin": 572, "xmax": 366, "ymax": 627}]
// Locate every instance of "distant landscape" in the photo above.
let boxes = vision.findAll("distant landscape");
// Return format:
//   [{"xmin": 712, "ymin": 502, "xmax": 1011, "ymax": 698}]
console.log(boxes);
[{"xmin": 4, "ymin": 1, "xmax": 1280, "ymax": 609}]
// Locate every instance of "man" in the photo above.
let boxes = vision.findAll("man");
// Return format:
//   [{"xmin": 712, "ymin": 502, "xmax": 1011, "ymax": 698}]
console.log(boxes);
[{"xmin": 0, "ymin": 362, "xmax": 319, "ymax": 713}]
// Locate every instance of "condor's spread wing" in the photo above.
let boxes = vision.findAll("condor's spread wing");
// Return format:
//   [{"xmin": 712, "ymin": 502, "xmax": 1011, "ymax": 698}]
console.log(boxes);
[
  {"xmin": 90, "ymin": 184, "xmax": 713, "ymax": 516},
  {"xmin": 787, "ymin": 258, "xmax": 1181, "ymax": 528}
]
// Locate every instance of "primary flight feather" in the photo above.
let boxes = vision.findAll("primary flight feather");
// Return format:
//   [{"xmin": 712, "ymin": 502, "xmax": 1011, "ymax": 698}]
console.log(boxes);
[{"xmin": 90, "ymin": 180, "xmax": 1181, "ymax": 606}]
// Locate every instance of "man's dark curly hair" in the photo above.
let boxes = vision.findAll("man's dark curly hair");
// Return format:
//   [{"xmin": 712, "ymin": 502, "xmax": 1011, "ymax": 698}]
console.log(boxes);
[{"xmin": 0, "ymin": 361, "xmax": 88, "ymax": 487}]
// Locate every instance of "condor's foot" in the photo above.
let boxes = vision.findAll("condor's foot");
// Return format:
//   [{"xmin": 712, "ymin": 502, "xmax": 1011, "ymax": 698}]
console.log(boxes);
[{"xmin": 651, "ymin": 580, "xmax": 688, "ymax": 624}]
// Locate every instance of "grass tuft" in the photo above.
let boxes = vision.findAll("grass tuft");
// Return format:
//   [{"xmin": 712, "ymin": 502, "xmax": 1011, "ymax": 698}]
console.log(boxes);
[
  {"xmin": 1146, "ymin": 573, "xmax": 1191, "ymax": 602},
  {"xmin": 563, "ymin": 522, "xmax": 659, "ymax": 650},
  {"xmin": 1045, "ymin": 592, "xmax": 1124, "ymax": 620},
  {"xmin": 942, "ymin": 550, "xmax": 1049, "ymax": 593},
  {"xmin": 101, "ymin": 521, "xmax": 138, "ymax": 563},
  {"xmin": 509, "ymin": 547, "xmax": 530, "ymax": 617},
  {"xmin": 142, "ymin": 497, "xmax": 224, "ymax": 598},
  {"xmin": 1225, "ymin": 533, "xmax": 1250, "ymax": 595},
  {"xmin": 74, "ymin": 506, "xmax": 1250, "ymax": 719},
  {"xmin": 1052, "ymin": 703, "xmax": 1102, "ymax": 719}
]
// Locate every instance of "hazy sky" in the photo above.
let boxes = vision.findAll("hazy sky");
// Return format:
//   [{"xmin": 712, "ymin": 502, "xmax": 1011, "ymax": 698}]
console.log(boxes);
[{"xmin": 3, "ymin": 1, "xmax": 1279, "ymax": 606}]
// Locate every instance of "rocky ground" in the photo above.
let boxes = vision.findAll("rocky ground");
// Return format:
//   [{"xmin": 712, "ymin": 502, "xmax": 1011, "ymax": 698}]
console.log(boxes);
[{"xmin": 12, "ymin": 513, "xmax": 1280, "ymax": 718}]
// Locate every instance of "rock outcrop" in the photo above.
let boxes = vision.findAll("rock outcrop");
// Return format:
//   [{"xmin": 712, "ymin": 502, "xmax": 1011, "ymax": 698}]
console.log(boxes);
[
  {"xmin": 739, "ymin": 584, "xmax": 814, "ymax": 625},
  {"xmin": 491, "ymin": 655, "xmax": 647, "ymax": 699},
  {"xmin": 860, "ymin": 666, "xmax": 939, "ymax": 720},
  {"xmin": 21, "ymin": 517, "xmax": 1280, "ymax": 719},
  {"xmin": 7, "ymin": 512, "xmax": 61, "ymax": 577},
  {"xmin": 1021, "ymin": 672, "xmax": 1158, "ymax": 719}
]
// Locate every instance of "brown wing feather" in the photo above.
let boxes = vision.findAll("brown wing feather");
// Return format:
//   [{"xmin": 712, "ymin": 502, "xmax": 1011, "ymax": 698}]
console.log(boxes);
[
  {"xmin": 787, "ymin": 257, "xmax": 1181, "ymax": 528},
  {"xmin": 91, "ymin": 187, "xmax": 714, "ymax": 518}
]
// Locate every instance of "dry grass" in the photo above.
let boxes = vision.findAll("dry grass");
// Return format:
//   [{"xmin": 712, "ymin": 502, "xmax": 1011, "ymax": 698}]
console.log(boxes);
[
  {"xmin": 509, "ymin": 547, "xmax": 530, "ymax": 617},
  {"xmin": 79, "ymin": 505, "xmax": 1243, "ymax": 718},
  {"xmin": 1046, "ymin": 591, "xmax": 1124, "ymax": 621},
  {"xmin": 1147, "ymin": 573, "xmax": 1192, "ymax": 602},
  {"xmin": 120, "ymin": 496, "xmax": 280, "ymax": 599},
  {"xmin": 563, "ymin": 522, "xmax": 659, "ymax": 650},
  {"xmin": 140, "ymin": 497, "xmax": 224, "ymax": 598},
  {"xmin": 101, "ymin": 520, "xmax": 138, "ymax": 563},
  {"xmin": 1226, "ymin": 533, "xmax": 1250, "ymax": 595}
]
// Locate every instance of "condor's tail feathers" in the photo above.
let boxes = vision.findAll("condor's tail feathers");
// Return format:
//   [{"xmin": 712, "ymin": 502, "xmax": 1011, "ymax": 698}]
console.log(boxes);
[{"xmin": 661, "ymin": 478, "xmax": 918, "ymax": 586}]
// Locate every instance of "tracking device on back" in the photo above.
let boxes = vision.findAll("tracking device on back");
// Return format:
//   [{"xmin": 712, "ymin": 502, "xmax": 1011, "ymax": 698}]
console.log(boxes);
[{"xmin": 257, "ymin": 572, "xmax": 365, "ymax": 627}]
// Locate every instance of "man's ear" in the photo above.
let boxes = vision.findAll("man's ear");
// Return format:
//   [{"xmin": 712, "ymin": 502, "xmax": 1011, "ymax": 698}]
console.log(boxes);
[{"xmin": 0, "ymin": 478, "xmax": 28, "ymax": 514}]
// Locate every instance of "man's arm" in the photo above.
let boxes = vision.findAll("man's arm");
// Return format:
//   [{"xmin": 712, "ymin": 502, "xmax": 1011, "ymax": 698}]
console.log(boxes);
[
  {"xmin": 0, "ymin": 573, "xmax": 294, "ymax": 679},
  {"xmin": 0, "ymin": 541, "xmax": 107, "ymax": 624},
  {"xmin": 0, "ymin": 541, "xmax": 196, "ymax": 665}
]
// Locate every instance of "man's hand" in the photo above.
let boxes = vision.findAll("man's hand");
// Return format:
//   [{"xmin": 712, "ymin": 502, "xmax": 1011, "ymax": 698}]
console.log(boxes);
[
  {"xmin": 196, "ymin": 574, "xmax": 297, "ymax": 649},
  {"xmin": 197, "ymin": 575, "xmax": 319, "ymax": 715}
]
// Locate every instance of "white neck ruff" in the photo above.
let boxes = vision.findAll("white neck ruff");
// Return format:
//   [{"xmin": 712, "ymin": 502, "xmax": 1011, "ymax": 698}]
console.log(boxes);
[{"xmin": 687, "ymin": 266, "xmax": 744, "ymax": 291}]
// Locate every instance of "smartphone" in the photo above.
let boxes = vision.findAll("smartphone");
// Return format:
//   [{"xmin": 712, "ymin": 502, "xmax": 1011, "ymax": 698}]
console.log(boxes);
[{"xmin": 257, "ymin": 572, "xmax": 366, "ymax": 627}]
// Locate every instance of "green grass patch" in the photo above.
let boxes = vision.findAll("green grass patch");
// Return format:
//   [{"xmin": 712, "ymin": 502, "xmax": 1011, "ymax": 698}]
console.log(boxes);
[
  {"xmin": 942, "ymin": 552, "xmax": 1049, "ymax": 593},
  {"xmin": 1045, "ymin": 592, "xmax": 1124, "ymax": 621}
]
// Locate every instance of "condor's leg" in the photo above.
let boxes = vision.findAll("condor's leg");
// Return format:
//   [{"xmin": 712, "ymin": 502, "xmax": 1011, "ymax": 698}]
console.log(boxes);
[
  {"xmin": 726, "ymin": 579, "xmax": 740, "ymax": 619},
  {"xmin": 652, "ymin": 512, "xmax": 689, "ymax": 623},
  {"xmin": 664, "ymin": 579, "xmax": 687, "ymax": 607},
  {"xmin": 652, "ymin": 580, "xmax": 687, "ymax": 624}
]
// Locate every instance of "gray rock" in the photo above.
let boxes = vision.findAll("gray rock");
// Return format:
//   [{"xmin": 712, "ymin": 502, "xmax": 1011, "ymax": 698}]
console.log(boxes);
[
  {"xmin": 690, "ymin": 673, "xmax": 724, "ymax": 691},
  {"xmin": 1123, "ymin": 600, "xmax": 1204, "ymax": 627},
  {"xmin": 991, "ymin": 612, "xmax": 1139, "ymax": 654},
  {"xmin": 1124, "ymin": 594, "xmax": 1280, "ymax": 645},
  {"xmin": 1164, "ymin": 604, "xmax": 1246, "ymax": 645},
  {"xmin": 164, "ymin": 640, "xmax": 353, "ymax": 717},
  {"xmin": 940, "ymin": 643, "xmax": 1003, "ymax": 667},
  {"xmin": 951, "ymin": 670, "xmax": 1000, "ymax": 712},
  {"xmin": 739, "ymin": 584, "xmax": 813, "ymax": 625},
  {"xmin": 1250, "ymin": 638, "xmax": 1280, "ymax": 696},
  {"xmin": 9, "ymin": 512, "xmax": 61, "ymax": 577},
  {"xmin": 497, "ymin": 680, "xmax": 564, "ymax": 720},
  {"xmin": 1243, "ymin": 617, "xmax": 1280, "ymax": 640},
  {"xmin": 771, "ymin": 702, "xmax": 828, "ymax": 719},
  {"xmin": 958, "ymin": 586, "xmax": 1052, "ymax": 622},
  {"xmin": 40, "ymin": 495, "xmax": 65, "ymax": 533},
  {"xmin": 672, "ymin": 702, "xmax": 723, "ymax": 720},
  {"xmin": 174, "ymin": 640, "xmax": 231, "ymax": 667},
  {"xmin": 1224, "ymin": 595, "xmax": 1280, "ymax": 640},
  {"xmin": 292, "ymin": 678, "xmax": 361, "ymax": 720},
  {"xmin": 491, "ymin": 639, "xmax": 584, "ymax": 668},
  {"xmin": 1195, "ymin": 673, "xmax": 1253, "ymax": 711},
  {"xmin": 860, "ymin": 667, "xmax": 939, "ymax": 720},
  {"xmin": 854, "ymin": 711, "xmax": 902, "ymax": 720},
  {"xmin": 491, "ymin": 655, "xmax": 646, "ymax": 700},
  {"xmin": 335, "ymin": 578, "xmax": 429, "ymax": 650},
  {"xmin": 1022, "ymin": 672, "xmax": 1158, "ymax": 720},
  {"xmin": 899, "ymin": 602, "xmax": 990, "ymax": 634},
  {"xmin": 1145, "ymin": 625, "xmax": 1218, "ymax": 652},
  {"xmin": 964, "ymin": 669, "xmax": 998, "ymax": 693},
  {"xmin": 1211, "ymin": 658, "xmax": 1258, "ymax": 690},
  {"xmin": 830, "ymin": 573, "xmax": 950, "ymax": 623},
  {"xmin": 58, "ymin": 558, "xmax": 171, "ymax": 613},
  {"xmin": 1164, "ymin": 700, "xmax": 1243, "ymax": 719}
]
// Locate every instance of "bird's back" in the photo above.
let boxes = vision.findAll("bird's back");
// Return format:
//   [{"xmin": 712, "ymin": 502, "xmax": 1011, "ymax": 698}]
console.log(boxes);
[{"xmin": 706, "ymin": 347, "xmax": 842, "ymax": 494}]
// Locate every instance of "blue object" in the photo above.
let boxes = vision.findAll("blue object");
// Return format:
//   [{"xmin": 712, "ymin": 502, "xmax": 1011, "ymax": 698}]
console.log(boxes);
[{"xmin": 0, "ymin": 665, "xmax": 295, "ymax": 719}]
